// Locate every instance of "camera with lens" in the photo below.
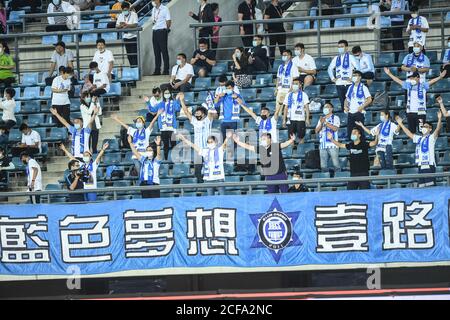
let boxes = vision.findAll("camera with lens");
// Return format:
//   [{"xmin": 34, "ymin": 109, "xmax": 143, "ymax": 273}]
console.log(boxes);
[{"xmin": 76, "ymin": 164, "xmax": 90, "ymax": 182}]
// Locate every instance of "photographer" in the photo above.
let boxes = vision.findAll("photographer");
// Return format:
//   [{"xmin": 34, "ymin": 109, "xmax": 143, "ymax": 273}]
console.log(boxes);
[{"xmin": 65, "ymin": 159, "xmax": 87, "ymax": 203}]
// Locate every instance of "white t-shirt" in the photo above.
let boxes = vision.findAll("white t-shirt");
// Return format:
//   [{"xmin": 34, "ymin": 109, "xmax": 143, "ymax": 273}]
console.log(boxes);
[
  {"xmin": 69, "ymin": 126, "xmax": 91, "ymax": 158},
  {"xmin": 21, "ymin": 130, "xmax": 42, "ymax": 153},
  {"xmin": 116, "ymin": 12, "xmax": 139, "ymax": 39},
  {"xmin": 277, "ymin": 61, "xmax": 300, "ymax": 89},
  {"xmin": 406, "ymin": 16, "xmax": 429, "ymax": 47},
  {"xmin": 346, "ymin": 83, "xmax": 371, "ymax": 113},
  {"xmin": 191, "ymin": 117, "xmax": 212, "ymax": 149},
  {"xmin": 201, "ymin": 146, "xmax": 225, "ymax": 181},
  {"xmin": 1, "ymin": 99, "xmax": 16, "ymax": 122},
  {"xmin": 316, "ymin": 114, "xmax": 340, "ymax": 149},
  {"xmin": 413, "ymin": 134, "xmax": 436, "ymax": 167},
  {"xmin": 256, "ymin": 116, "xmax": 278, "ymax": 143},
  {"xmin": 93, "ymin": 71, "xmax": 110, "ymax": 93},
  {"xmin": 403, "ymin": 81, "xmax": 429, "ymax": 114},
  {"xmin": 128, "ymin": 127, "xmax": 153, "ymax": 158},
  {"xmin": 283, "ymin": 91, "xmax": 310, "ymax": 121},
  {"xmin": 152, "ymin": 5, "xmax": 171, "ymax": 30},
  {"xmin": 328, "ymin": 53, "xmax": 360, "ymax": 86},
  {"xmin": 93, "ymin": 49, "xmax": 114, "ymax": 75},
  {"xmin": 27, "ymin": 158, "xmax": 42, "ymax": 191},
  {"xmin": 292, "ymin": 54, "xmax": 317, "ymax": 76},
  {"xmin": 370, "ymin": 121, "xmax": 399, "ymax": 152},
  {"xmin": 83, "ymin": 161, "xmax": 98, "ymax": 190},
  {"xmin": 171, "ymin": 63, "xmax": 194, "ymax": 83},
  {"xmin": 51, "ymin": 75, "xmax": 71, "ymax": 105},
  {"xmin": 140, "ymin": 158, "xmax": 161, "ymax": 185}
]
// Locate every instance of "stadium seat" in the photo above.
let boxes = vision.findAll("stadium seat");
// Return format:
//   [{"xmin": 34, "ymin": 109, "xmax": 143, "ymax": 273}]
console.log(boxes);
[
  {"xmin": 210, "ymin": 63, "xmax": 227, "ymax": 76},
  {"xmin": 354, "ymin": 17, "xmax": 368, "ymax": 27},
  {"xmin": 8, "ymin": 129, "xmax": 22, "ymax": 143},
  {"xmin": 195, "ymin": 91, "xmax": 209, "ymax": 103},
  {"xmin": 397, "ymin": 167, "xmax": 419, "ymax": 184},
  {"xmin": 103, "ymin": 139, "xmax": 120, "ymax": 152},
  {"xmin": 80, "ymin": 19, "xmax": 95, "ymax": 30},
  {"xmin": 255, "ymin": 74, "xmax": 273, "ymax": 87},
  {"xmin": 27, "ymin": 114, "xmax": 45, "ymax": 127},
  {"xmin": 315, "ymin": 70, "xmax": 330, "ymax": 84},
  {"xmin": 315, "ymin": 57, "xmax": 332, "ymax": 70},
  {"xmin": 446, "ymin": 12, "xmax": 450, "ymax": 22},
  {"xmin": 429, "ymin": 79, "xmax": 450, "ymax": 93},
  {"xmin": 17, "ymin": 87, "xmax": 40, "ymax": 101},
  {"xmin": 304, "ymin": 85, "xmax": 320, "ymax": 99},
  {"xmin": 398, "ymin": 52, "xmax": 409, "ymax": 64},
  {"xmin": 62, "ymin": 34, "xmax": 75, "ymax": 43},
  {"xmin": 313, "ymin": 20, "xmax": 331, "ymax": 29},
  {"xmin": 350, "ymin": 4, "xmax": 368, "ymax": 14},
  {"xmin": 380, "ymin": 16, "xmax": 391, "ymax": 28},
  {"xmin": 247, "ymin": 102, "xmax": 262, "ymax": 115},
  {"xmin": 375, "ymin": 53, "xmax": 396, "ymax": 67},
  {"xmin": 241, "ymin": 88, "xmax": 257, "ymax": 101},
  {"xmin": 42, "ymin": 35, "xmax": 58, "ymax": 45},
  {"xmin": 257, "ymin": 88, "xmax": 275, "ymax": 102},
  {"xmin": 295, "ymin": 143, "xmax": 315, "ymax": 158},
  {"xmin": 281, "ymin": 145, "xmax": 293, "ymax": 158},
  {"xmin": 103, "ymin": 82, "xmax": 122, "ymax": 97},
  {"xmin": 369, "ymin": 82, "xmax": 386, "ymax": 96},
  {"xmin": 272, "ymin": 60, "xmax": 283, "ymax": 73},
  {"xmin": 21, "ymin": 101, "xmax": 41, "ymax": 113},
  {"xmin": 34, "ymin": 128, "xmax": 47, "ymax": 139},
  {"xmin": 41, "ymin": 86, "xmax": 52, "ymax": 100},
  {"xmin": 194, "ymin": 77, "xmax": 211, "ymax": 90},
  {"xmin": 45, "ymin": 184, "xmax": 61, "ymax": 191},
  {"xmin": 121, "ymin": 67, "xmax": 139, "ymax": 82},
  {"xmin": 103, "ymin": 153, "xmax": 121, "ymax": 165},
  {"xmin": 183, "ymin": 91, "xmax": 195, "ymax": 104},
  {"xmin": 321, "ymin": 85, "xmax": 338, "ymax": 99},
  {"xmin": 45, "ymin": 127, "xmax": 68, "ymax": 142},
  {"xmin": 11, "ymin": 157, "xmax": 26, "ymax": 171},
  {"xmin": 293, "ymin": 21, "xmax": 310, "ymax": 30},
  {"xmin": 372, "ymin": 169, "xmax": 397, "ymax": 186},
  {"xmin": 180, "ymin": 177, "xmax": 198, "ymax": 192},
  {"xmin": 93, "ymin": 5, "xmax": 110, "ymax": 19},
  {"xmin": 334, "ymin": 18, "xmax": 351, "ymax": 28},
  {"xmin": 7, "ymin": 10, "xmax": 25, "ymax": 29},
  {"xmin": 102, "ymin": 32, "xmax": 119, "ymax": 41},
  {"xmin": 172, "ymin": 164, "xmax": 191, "ymax": 177},
  {"xmin": 388, "ymin": 82, "xmax": 404, "ymax": 95},
  {"xmin": 20, "ymin": 73, "xmax": 39, "ymax": 86},
  {"xmin": 81, "ymin": 33, "xmax": 98, "ymax": 42},
  {"xmin": 396, "ymin": 154, "xmax": 414, "ymax": 166},
  {"xmin": 426, "ymin": 51, "xmax": 438, "ymax": 64}
]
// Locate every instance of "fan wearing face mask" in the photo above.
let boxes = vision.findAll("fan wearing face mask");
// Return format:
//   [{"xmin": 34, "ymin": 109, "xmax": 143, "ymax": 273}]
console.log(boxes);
[
  {"xmin": 282, "ymin": 77, "xmax": 310, "ymax": 144},
  {"xmin": 441, "ymin": 36, "xmax": 450, "ymax": 79},
  {"xmin": 46, "ymin": 0, "xmax": 78, "ymax": 32},
  {"xmin": 191, "ymin": 38, "xmax": 216, "ymax": 77},
  {"xmin": 92, "ymin": 39, "xmax": 115, "ymax": 82},
  {"xmin": 406, "ymin": 6, "xmax": 429, "ymax": 53},
  {"xmin": 355, "ymin": 110, "xmax": 400, "ymax": 170},
  {"xmin": 396, "ymin": 112, "xmax": 442, "ymax": 188},
  {"xmin": 50, "ymin": 66, "xmax": 74, "ymax": 127},
  {"xmin": 59, "ymin": 142, "xmax": 109, "ymax": 202},
  {"xmin": 80, "ymin": 92, "xmax": 102, "ymax": 154},
  {"xmin": 50, "ymin": 107, "xmax": 98, "ymax": 159},
  {"xmin": 240, "ymin": 101, "xmax": 280, "ymax": 143},
  {"xmin": 384, "ymin": 67, "xmax": 446, "ymax": 133},
  {"xmin": 128, "ymin": 135, "xmax": 162, "ymax": 198},
  {"xmin": 144, "ymin": 87, "xmax": 162, "ymax": 123},
  {"xmin": 11, "ymin": 123, "xmax": 42, "ymax": 157},
  {"xmin": 401, "ymin": 42, "xmax": 430, "ymax": 84},
  {"xmin": 116, "ymin": 1, "xmax": 139, "ymax": 67},
  {"xmin": 344, "ymin": 70, "xmax": 372, "ymax": 142},
  {"xmin": 327, "ymin": 127, "xmax": 378, "ymax": 190},
  {"xmin": 111, "ymin": 111, "xmax": 160, "ymax": 173},
  {"xmin": 0, "ymin": 146, "xmax": 14, "ymax": 190},
  {"xmin": 276, "ymin": 50, "xmax": 299, "ymax": 113},
  {"xmin": 21, "ymin": 152, "xmax": 42, "ymax": 204},
  {"xmin": 231, "ymin": 47, "xmax": 252, "ymax": 89},
  {"xmin": 292, "ymin": 43, "xmax": 317, "ymax": 88},
  {"xmin": 315, "ymin": 103, "xmax": 341, "ymax": 174},
  {"xmin": 179, "ymin": 92, "xmax": 215, "ymax": 182},
  {"xmin": 178, "ymin": 133, "xmax": 229, "ymax": 196},
  {"xmin": 328, "ymin": 39, "xmax": 360, "ymax": 111}
]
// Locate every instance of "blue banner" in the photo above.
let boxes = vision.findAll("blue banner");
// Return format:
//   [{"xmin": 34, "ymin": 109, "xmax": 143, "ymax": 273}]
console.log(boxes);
[{"xmin": 0, "ymin": 187, "xmax": 449, "ymax": 279}]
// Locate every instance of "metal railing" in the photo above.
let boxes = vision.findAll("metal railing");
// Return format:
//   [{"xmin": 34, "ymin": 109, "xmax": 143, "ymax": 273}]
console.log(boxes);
[
  {"xmin": 1, "ymin": 171, "xmax": 449, "ymax": 205},
  {"xmin": 189, "ymin": 6, "xmax": 450, "ymax": 59}
]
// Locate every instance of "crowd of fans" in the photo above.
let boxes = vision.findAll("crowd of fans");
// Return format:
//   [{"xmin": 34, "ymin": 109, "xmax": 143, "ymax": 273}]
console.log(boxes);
[{"xmin": 0, "ymin": 0, "xmax": 448, "ymax": 204}]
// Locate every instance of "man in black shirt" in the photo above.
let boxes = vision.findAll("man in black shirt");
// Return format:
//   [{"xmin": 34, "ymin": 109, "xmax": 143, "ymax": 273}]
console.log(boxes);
[
  {"xmin": 0, "ymin": 147, "xmax": 14, "ymax": 190},
  {"xmin": 248, "ymin": 34, "xmax": 269, "ymax": 72},
  {"xmin": 327, "ymin": 127, "xmax": 378, "ymax": 190},
  {"xmin": 189, "ymin": 0, "xmax": 215, "ymax": 47},
  {"xmin": 233, "ymin": 132, "xmax": 295, "ymax": 194},
  {"xmin": 264, "ymin": 0, "xmax": 287, "ymax": 67},
  {"xmin": 288, "ymin": 170, "xmax": 308, "ymax": 193},
  {"xmin": 65, "ymin": 159, "xmax": 86, "ymax": 203},
  {"xmin": 190, "ymin": 38, "xmax": 217, "ymax": 77},
  {"xmin": 238, "ymin": 0, "xmax": 256, "ymax": 48}
]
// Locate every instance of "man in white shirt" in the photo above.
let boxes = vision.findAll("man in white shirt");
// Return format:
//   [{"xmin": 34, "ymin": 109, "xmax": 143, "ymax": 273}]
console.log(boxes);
[
  {"xmin": 20, "ymin": 152, "xmax": 42, "ymax": 204},
  {"xmin": 384, "ymin": 68, "xmax": 446, "ymax": 133},
  {"xmin": 406, "ymin": 5, "xmax": 429, "ymax": 53},
  {"xmin": 344, "ymin": 71, "xmax": 372, "ymax": 141},
  {"xmin": 11, "ymin": 124, "xmax": 41, "ymax": 157},
  {"xmin": 151, "ymin": 0, "xmax": 171, "ymax": 75},
  {"xmin": 240, "ymin": 103, "xmax": 281, "ymax": 143},
  {"xmin": 144, "ymin": 87, "xmax": 163, "ymax": 122},
  {"xmin": 352, "ymin": 46, "xmax": 375, "ymax": 86},
  {"xmin": 276, "ymin": 49, "xmax": 299, "ymax": 111},
  {"xmin": 328, "ymin": 39, "xmax": 360, "ymax": 111},
  {"xmin": 92, "ymin": 38, "xmax": 115, "ymax": 81},
  {"xmin": 282, "ymin": 77, "xmax": 310, "ymax": 144},
  {"xmin": 315, "ymin": 102, "xmax": 340, "ymax": 174},
  {"xmin": 292, "ymin": 43, "xmax": 316, "ymax": 88},
  {"xmin": 89, "ymin": 61, "xmax": 110, "ymax": 96},
  {"xmin": 396, "ymin": 111, "xmax": 442, "ymax": 187},
  {"xmin": 163, "ymin": 53, "xmax": 194, "ymax": 92},
  {"xmin": 116, "ymin": 1, "xmax": 139, "ymax": 67},
  {"xmin": 0, "ymin": 87, "xmax": 16, "ymax": 130},
  {"xmin": 46, "ymin": 0, "xmax": 78, "ymax": 32},
  {"xmin": 45, "ymin": 41, "xmax": 76, "ymax": 86},
  {"xmin": 401, "ymin": 42, "xmax": 430, "ymax": 83},
  {"xmin": 180, "ymin": 93, "xmax": 215, "ymax": 182},
  {"xmin": 51, "ymin": 66, "xmax": 74, "ymax": 127}
]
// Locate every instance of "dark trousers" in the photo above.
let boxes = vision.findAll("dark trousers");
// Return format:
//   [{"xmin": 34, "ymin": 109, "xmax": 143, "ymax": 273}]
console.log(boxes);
[
  {"xmin": 241, "ymin": 28, "xmax": 254, "ymax": 49},
  {"xmin": 45, "ymin": 24, "xmax": 69, "ymax": 32},
  {"xmin": 220, "ymin": 122, "xmax": 238, "ymax": 143},
  {"xmin": 268, "ymin": 31, "xmax": 286, "ymax": 67},
  {"xmin": 265, "ymin": 172, "xmax": 289, "ymax": 194},
  {"xmin": 160, "ymin": 81, "xmax": 192, "ymax": 93},
  {"xmin": 124, "ymin": 38, "xmax": 138, "ymax": 67},
  {"xmin": 194, "ymin": 153, "xmax": 203, "ymax": 183},
  {"xmin": 153, "ymin": 29, "xmax": 170, "ymax": 74},
  {"xmin": 347, "ymin": 172, "xmax": 370, "ymax": 190},
  {"xmin": 52, "ymin": 104, "xmax": 71, "ymax": 127},
  {"xmin": 211, "ymin": 41, "xmax": 218, "ymax": 59},
  {"xmin": 418, "ymin": 165, "xmax": 436, "ymax": 187},
  {"xmin": 377, "ymin": 145, "xmax": 393, "ymax": 170},
  {"xmin": 347, "ymin": 112, "xmax": 365, "ymax": 141},
  {"xmin": 10, "ymin": 0, "xmax": 41, "ymax": 11},
  {"xmin": 140, "ymin": 181, "xmax": 161, "ymax": 198},
  {"xmin": 90, "ymin": 129, "xmax": 99, "ymax": 154},
  {"xmin": 0, "ymin": 120, "xmax": 16, "ymax": 131},
  {"xmin": 407, "ymin": 113, "xmax": 426, "ymax": 134},
  {"xmin": 11, "ymin": 146, "xmax": 39, "ymax": 157},
  {"xmin": 391, "ymin": 21, "xmax": 405, "ymax": 60},
  {"xmin": 91, "ymin": 88, "xmax": 107, "ymax": 97},
  {"xmin": 30, "ymin": 194, "xmax": 41, "ymax": 204},
  {"xmin": 161, "ymin": 130, "xmax": 176, "ymax": 160},
  {"xmin": 336, "ymin": 85, "xmax": 350, "ymax": 112}
]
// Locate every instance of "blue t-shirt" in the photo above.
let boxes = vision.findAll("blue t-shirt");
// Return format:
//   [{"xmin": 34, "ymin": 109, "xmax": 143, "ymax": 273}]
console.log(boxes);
[
  {"xmin": 151, "ymin": 99, "xmax": 181, "ymax": 130},
  {"xmin": 216, "ymin": 93, "xmax": 244, "ymax": 123}
]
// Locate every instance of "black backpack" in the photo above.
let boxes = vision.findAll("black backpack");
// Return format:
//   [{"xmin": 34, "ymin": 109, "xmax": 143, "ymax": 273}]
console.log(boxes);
[{"xmin": 304, "ymin": 149, "xmax": 321, "ymax": 169}]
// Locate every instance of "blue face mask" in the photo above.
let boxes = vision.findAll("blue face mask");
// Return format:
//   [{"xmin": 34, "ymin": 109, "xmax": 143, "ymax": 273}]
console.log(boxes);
[
  {"xmin": 74, "ymin": 123, "xmax": 81, "ymax": 130},
  {"xmin": 338, "ymin": 47, "xmax": 345, "ymax": 54},
  {"xmin": 351, "ymin": 134, "xmax": 358, "ymax": 141},
  {"xmin": 225, "ymin": 89, "xmax": 233, "ymax": 95}
]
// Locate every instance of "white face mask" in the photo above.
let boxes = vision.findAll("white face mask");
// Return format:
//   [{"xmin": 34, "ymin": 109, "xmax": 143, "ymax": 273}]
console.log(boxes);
[
  {"xmin": 448, "ymin": 42, "xmax": 450, "ymax": 48},
  {"xmin": 294, "ymin": 50, "xmax": 301, "ymax": 57},
  {"xmin": 411, "ymin": 13, "xmax": 418, "ymax": 18},
  {"xmin": 409, "ymin": 79, "xmax": 418, "ymax": 86},
  {"xmin": 199, "ymin": 48, "xmax": 207, "ymax": 53},
  {"xmin": 136, "ymin": 122, "xmax": 144, "ymax": 129},
  {"xmin": 141, "ymin": 152, "xmax": 154, "ymax": 158},
  {"xmin": 164, "ymin": 93, "xmax": 171, "ymax": 99},
  {"xmin": 323, "ymin": 107, "xmax": 330, "ymax": 116},
  {"xmin": 380, "ymin": 115, "xmax": 386, "ymax": 122},
  {"xmin": 74, "ymin": 123, "xmax": 81, "ymax": 130},
  {"xmin": 235, "ymin": 52, "xmax": 241, "ymax": 59},
  {"xmin": 413, "ymin": 47, "xmax": 421, "ymax": 54},
  {"xmin": 281, "ymin": 56, "xmax": 288, "ymax": 62},
  {"xmin": 292, "ymin": 84, "xmax": 299, "ymax": 92},
  {"xmin": 252, "ymin": 41, "xmax": 258, "ymax": 47},
  {"xmin": 151, "ymin": 1, "xmax": 157, "ymax": 6},
  {"xmin": 83, "ymin": 156, "xmax": 91, "ymax": 163},
  {"xmin": 207, "ymin": 143, "xmax": 216, "ymax": 150},
  {"xmin": 352, "ymin": 76, "xmax": 358, "ymax": 83},
  {"xmin": 225, "ymin": 89, "xmax": 233, "ymax": 95},
  {"xmin": 176, "ymin": 59, "xmax": 182, "ymax": 66},
  {"xmin": 0, "ymin": 48, "xmax": 3, "ymax": 54},
  {"xmin": 292, "ymin": 177, "xmax": 300, "ymax": 181},
  {"xmin": 338, "ymin": 47, "xmax": 345, "ymax": 54},
  {"xmin": 260, "ymin": 139, "xmax": 268, "ymax": 147},
  {"xmin": 421, "ymin": 127, "xmax": 429, "ymax": 135}
]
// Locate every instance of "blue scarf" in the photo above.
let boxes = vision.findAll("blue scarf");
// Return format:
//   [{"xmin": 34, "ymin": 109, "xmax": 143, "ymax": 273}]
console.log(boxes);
[
  {"xmin": 336, "ymin": 52, "xmax": 350, "ymax": 69},
  {"xmin": 161, "ymin": 100, "xmax": 175, "ymax": 127},
  {"xmin": 416, "ymin": 135, "xmax": 431, "ymax": 164},
  {"xmin": 406, "ymin": 52, "xmax": 425, "ymax": 67},
  {"xmin": 347, "ymin": 83, "xmax": 365, "ymax": 101},
  {"xmin": 203, "ymin": 147, "xmax": 220, "ymax": 176},
  {"xmin": 205, "ymin": 91, "xmax": 215, "ymax": 112},
  {"xmin": 380, "ymin": 120, "xmax": 392, "ymax": 137},
  {"xmin": 408, "ymin": 81, "xmax": 425, "ymax": 104},
  {"xmin": 259, "ymin": 117, "xmax": 272, "ymax": 132},
  {"xmin": 287, "ymin": 91, "xmax": 303, "ymax": 110},
  {"xmin": 446, "ymin": 49, "xmax": 450, "ymax": 62},
  {"xmin": 72, "ymin": 128, "xmax": 85, "ymax": 155},
  {"xmin": 324, "ymin": 115, "xmax": 334, "ymax": 142},
  {"xmin": 411, "ymin": 16, "xmax": 422, "ymax": 35},
  {"xmin": 140, "ymin": 157, "xmax": 154, "ymax": 185},
  {"xmin": 132, "ymin": 128, "xmax": 147, "ymax": 144},
  {"xmin": 278, "ymin": 60, "xmax": 293, "ymax": 78}
]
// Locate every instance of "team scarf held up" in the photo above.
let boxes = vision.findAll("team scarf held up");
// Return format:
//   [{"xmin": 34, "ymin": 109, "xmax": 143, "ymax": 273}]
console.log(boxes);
[
  {"xmin": 287, "ymin": 90, "xmax": 304, "ymax": 112},
  {"xmin": 410, "ymin": 16, "xmax": 422, "ymax": 36},
  {"xmin": 406, "ymin": 51, "xmax": 425, "ymax": 67},
  {"xmin": 132, "ymin": 127, "xmax": 147, "ymax": 147},
  {"xmin": 161, "ymin": 100, "xmax": 175, "ymax": 127},
  {"xmin": 203, "ymin": 147, "xmax": 221, "ymax": 176},
  {"xmin": 204, "ymin": 91, "xmax": 216, "ymax": 112},
  {"xmin": 408, "ymin": 81, "xmax": 425, "ymax": 106},
  {"xmin": 347, "ymin": 82, "xmax": 365, "ymax": 104},
  {"xmin": 140, "ymin": 156, "xmax": 155, "ymax": 185},
  {"xmin": 72, "ymin": 128, "xmax": 86, "ymax": 155},
  {"xmin": 278, "ymin": 60, "xmax": 293, "ymax": 80},
  {"xmin": 336, "ymin": 52, "xmax": 350, "ymax": 77},
  {"xmin": 219, "ymin": 93, "xmax": 240, "ymax": 120},
  {"xmin": 415, "ymin": 134, "xmax": 431, "ymax": 164},
  {"xmin": 324, "ymin": 114, "xmax": 335, "ymax": 143},
  {"xmin": 259, "ymin": 116, "xmax": 273, "ymax": 132}
]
